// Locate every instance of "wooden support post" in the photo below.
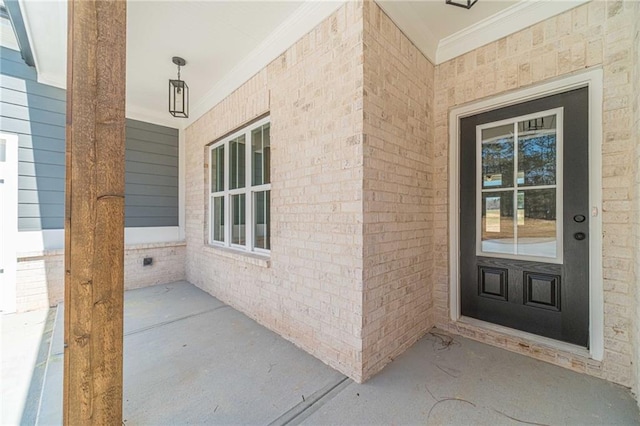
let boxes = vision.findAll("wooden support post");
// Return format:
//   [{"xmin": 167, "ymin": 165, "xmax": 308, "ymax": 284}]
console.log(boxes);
[{"xmin": 63, "ymin": 0, "xmax": 126, "ymax": 424}]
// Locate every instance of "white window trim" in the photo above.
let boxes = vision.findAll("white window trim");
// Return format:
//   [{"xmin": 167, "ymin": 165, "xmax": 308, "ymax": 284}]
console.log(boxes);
[
  {"xmin": 475, "ymin": 107, "xmax": 564, "ymax": 264},
  {"xmin": 209, "ymin": 116, "xmax": 271, "ymax": 255},
  {"xmin": 448, "ymin": 68, "xmax": 604, "ymax": 361}
]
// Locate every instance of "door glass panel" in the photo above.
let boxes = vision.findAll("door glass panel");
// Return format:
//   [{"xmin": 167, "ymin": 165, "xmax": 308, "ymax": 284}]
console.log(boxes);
[
  {"xmin": 481, "ymin": 124, "xmax": 514, "ymax": 189},
  {"xmin": 231, "ymin": 193, "xmax": 245, "ymax": 245},
  {"xmin": 477, "ymin": 109, "xmax": 562, "ymax": 262},
  {"xmin": 481, "ymin": 191, "xmax": 515, "ymax": 255},
  {"xmin": 517, "ymin": 189, "xmax": 557, "ymax": 258},
  {"xmin": 518, "ymin": 115, "xmax": 557, "ymax": 187}
]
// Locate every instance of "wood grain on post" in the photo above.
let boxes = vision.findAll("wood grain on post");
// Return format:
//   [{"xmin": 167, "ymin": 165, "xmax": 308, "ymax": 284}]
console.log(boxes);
[{"xmin": 64, "ymin": 0, "xmax": 126, "ymax": 424}]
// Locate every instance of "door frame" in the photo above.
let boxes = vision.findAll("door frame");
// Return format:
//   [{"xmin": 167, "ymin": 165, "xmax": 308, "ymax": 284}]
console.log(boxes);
[
  {"xmin": 1, "ymin": 133, "xmax": 18, "ymax": 313},
  {"xmin": 448, "ymin": 68, "xmax": 604, "ymax": 361}
]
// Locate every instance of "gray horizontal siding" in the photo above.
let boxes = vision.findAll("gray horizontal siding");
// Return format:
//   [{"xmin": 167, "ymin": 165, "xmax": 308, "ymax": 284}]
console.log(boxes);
[
  {"xmin": 126, "ymin": 129, "xmax": 178, "ymax": 146},
  {"xmin": 18, "ymin": 190, "xmax": 63, "ymax": 204},
  {"xmin": 19, "ymin": 147, "xmax": 65, "ymax": 165},
  {"xmin": 124, "ymin": 118, "xmax": 178, "ymax": 227},
  {"xmin": 2, "ymin": 87, "xmax": 66, "ymax": 112},
  {"xmin": 126, "ymin": 195, "xmax": 178, "ymax": 207},
  {"xmin": 1, "ymin": 46, "xmax": 179, "ymax": 231},
  {"xmin": 126, "ymin": 172, "xmax": 178, "ymax": 186},
  {"xmin": 19, "ymin": 217, "xmax": 63, "ymax": 230},
  {"xmin": 126, "ymin": 118, "xmax": 177, "ymax": 136},
  {"xmin": 125, "ymin": 183, "xmax": 177, "ymax": 197},
  {"xmin": 19, "ymin": 176, "xmax": 65, "ymax": 192}
]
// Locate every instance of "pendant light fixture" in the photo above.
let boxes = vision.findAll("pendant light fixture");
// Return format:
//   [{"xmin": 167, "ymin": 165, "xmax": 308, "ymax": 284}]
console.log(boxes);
[
  {"xmin": 169, "ymin": 56, "xmax": 189, "ymax": 118},
  {"xmin": 446, "ymin": 0, "xmax": 478, "ymax": 9}
]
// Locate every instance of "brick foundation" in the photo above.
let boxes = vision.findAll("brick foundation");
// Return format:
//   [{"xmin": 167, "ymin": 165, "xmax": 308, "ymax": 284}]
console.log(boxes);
[{"xmin": 15, "ymin": 242, "xmax": 186, "ymax": 312}]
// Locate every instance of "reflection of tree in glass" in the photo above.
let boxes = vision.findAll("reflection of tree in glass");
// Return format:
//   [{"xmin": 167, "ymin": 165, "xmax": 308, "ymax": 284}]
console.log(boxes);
[
  {"xmin": 518, "ymin": 134, "xmax": 556, "ymax": 186},
  {"xmin": 518, "ymin": 189, "xmax": 556, "ymax": 241},
  {"xmin": 523, "ymin": 189, "xmax": 555, "ymax": 220},
  {"xmin": 482, "ymin": 138, "xmax": 513, "ymax": 187}
]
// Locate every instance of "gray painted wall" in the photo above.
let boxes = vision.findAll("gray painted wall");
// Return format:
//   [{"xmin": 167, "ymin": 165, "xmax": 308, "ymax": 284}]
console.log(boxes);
[
  {"xmin": 0, "ymin": 46, "xmax": 179, "ymax": 231},
  {"xmin": 125, "ymin": 119, "xmax": 179, "ymax": 227}
]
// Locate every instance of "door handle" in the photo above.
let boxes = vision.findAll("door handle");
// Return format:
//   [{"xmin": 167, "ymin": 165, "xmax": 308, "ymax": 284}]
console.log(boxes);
[{"xmin": 574, "ymin": 232, "xmax": 586, "ymax": 241}]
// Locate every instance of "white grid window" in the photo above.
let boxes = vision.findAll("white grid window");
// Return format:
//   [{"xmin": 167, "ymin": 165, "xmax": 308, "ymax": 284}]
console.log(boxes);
[
  {"xmin": 209, "ymin": 117, "xmax": 271, "ymax": 253},
  {"xmin": 476, "ymin": 107, "xmax": 563, "ymax": 263}
]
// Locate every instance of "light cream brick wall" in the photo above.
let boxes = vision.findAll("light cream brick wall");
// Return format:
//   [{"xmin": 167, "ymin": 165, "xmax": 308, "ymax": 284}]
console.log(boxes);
[
  {"xmin": 632, "ymin": 0, "xmax": 640, "ymax": 401},
  {"xmin": 15, "ymin": 242, "xmax": 186, "ymax": 312},
  {"xmin": 15, "ymin": 251, "xmax": 62, "ymax": 312},
  {"xmin": 433, "ymin": 1, "xmax": 638, "ymax": 387},
  {"xmin": 184, "ymin": 2, "xmax": 366, "ymax": 381},
  {"xmin": 360, "ymin": 1, "xmax": 434, "ymax": 380},
  {"xmin": 123, "ymin": 242, "xmax": 187, "ymax": 290}
]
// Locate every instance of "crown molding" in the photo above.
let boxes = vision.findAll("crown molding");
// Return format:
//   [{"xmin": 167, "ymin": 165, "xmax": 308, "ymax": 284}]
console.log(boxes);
[
  {"xmin": 186, "ymin": 0, "xmax": 345, "ymax": 127},
  {"xmin": 16, "ymin": 0, "xmax": 41, "ymax": 73},
  {"xmin": 436, "ymin": 0, "xmax": 592, "ymax": 64}
]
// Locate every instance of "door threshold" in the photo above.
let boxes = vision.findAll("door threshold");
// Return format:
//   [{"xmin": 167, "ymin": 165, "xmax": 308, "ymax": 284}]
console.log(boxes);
[{"xmin": 457, "ymin": 316, "xmax": 591, "ymax": 359}]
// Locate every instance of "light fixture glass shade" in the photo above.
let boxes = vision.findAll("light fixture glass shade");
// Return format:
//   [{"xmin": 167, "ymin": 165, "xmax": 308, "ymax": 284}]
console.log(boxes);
[
  {"xmin": 169, "ymin": 79, "xmax": 189, "ymax": 118},
  {"xmin": 446, "ymin": 0, "xmax": 478, "ymax": 9}
]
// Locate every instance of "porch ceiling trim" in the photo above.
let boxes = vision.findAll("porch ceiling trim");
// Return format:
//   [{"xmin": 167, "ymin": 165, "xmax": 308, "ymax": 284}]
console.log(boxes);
[
  {"xmin": 17, "ymin": 0, "xmax": 65, "ymax": 89},
  {"xmin": 436, "ymin": 0, "xmax": 592, "ymax": 64},
  {"xmin": 185, "ymin": 0, "xmax": 345, "ymax": 127},
  {"xmin": 4, "ymin": 0, "xmax": 34, "ymax": 67}
]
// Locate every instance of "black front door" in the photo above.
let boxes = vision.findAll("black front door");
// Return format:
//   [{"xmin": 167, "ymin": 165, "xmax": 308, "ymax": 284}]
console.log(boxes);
[{"xmin": 459, "ymin": 87, "xmax": 589, "ymax": 347}]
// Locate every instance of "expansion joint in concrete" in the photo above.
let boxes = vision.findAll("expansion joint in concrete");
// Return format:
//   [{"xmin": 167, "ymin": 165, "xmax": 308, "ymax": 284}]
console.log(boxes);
[{"xmin": 267, "ymin": 376, "xmax": 351, "ymax": 426}]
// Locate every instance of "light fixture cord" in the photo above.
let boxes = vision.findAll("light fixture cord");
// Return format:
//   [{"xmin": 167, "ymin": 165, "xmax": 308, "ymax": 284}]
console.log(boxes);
[{"xmin": 177, "ymin": 64, "xmax": 181, "ymax": 81}]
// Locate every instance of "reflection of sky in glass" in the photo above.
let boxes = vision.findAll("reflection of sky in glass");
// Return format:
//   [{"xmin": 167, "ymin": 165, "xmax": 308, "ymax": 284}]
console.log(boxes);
[{"xmin": 484, "ymin": 175, "xmax": 502, "ymax": 187}]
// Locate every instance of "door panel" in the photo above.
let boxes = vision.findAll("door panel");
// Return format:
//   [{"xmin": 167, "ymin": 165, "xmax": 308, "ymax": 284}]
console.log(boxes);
[{"xmin": 460, "ymin": 87, "xmax": 589, "ymax": 347}]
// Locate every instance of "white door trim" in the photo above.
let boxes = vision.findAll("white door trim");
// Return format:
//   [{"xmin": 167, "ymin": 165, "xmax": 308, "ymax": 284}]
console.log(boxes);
[
  {"xmin": 448, "ymin": 68, "xmax": 604, "ymax": 361},
  {"xmin": 1, "ymin": 133, "xmax": 19, "ymax": 313}
]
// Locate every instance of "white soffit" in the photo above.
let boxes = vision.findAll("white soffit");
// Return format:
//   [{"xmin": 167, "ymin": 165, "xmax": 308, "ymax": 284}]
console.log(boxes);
[
  {"xmin": 187, "ymin": 0, "xmax": 344, "ymax": 126},
  {"xmin": 377, "ymin": 0, "xmax": 592, "ymax": 66},
  {"xmin": 17, "ymin": 0, "xmax": 344, "ymax": 129},
  {"xmin": 375, "ymin": 1, "xmax": 440, "ymax": 63},
  {"xmin": 126, "ymin": 0, "xmax": 319, "ymax": 129},
  {"xmin": 17, "ymin": 0, "xmax": 592, "ymax": 128},
  {"xmin": 436, "ymin": 0, "xmax": 592, "ymax": 64},
  {"xmin": 18, "ymin": 0, "xmax": 66, "ymax": 88},
  {"xmin": 377, "ymin": 0, "xmax": 520, "ymax": 64}
]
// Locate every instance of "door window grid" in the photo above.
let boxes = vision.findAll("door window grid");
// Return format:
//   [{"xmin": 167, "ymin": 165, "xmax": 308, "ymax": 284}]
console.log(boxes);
[
  {"xmin": 475, "ymin": 107, "xmax": 564, "ymax": 263},
  {"xmin": 209, "ymin": 117, "xmax": 271, "ymax": 254}
]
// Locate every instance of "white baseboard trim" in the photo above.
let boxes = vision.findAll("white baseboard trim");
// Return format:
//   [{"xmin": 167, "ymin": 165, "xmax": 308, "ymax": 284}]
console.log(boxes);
[{"xmin": 16, "ymin": 227, "xmax": 184, "ymax": 252}]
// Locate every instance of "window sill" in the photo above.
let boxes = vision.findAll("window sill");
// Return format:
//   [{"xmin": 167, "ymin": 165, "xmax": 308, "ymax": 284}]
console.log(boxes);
[{"xmin": 203, "ymin": 244, "xmax": 271, "ymax": 268}]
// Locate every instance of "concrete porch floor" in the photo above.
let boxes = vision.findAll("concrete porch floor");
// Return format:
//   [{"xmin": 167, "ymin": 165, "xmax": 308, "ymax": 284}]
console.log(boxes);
[{"xmin": 5, "ymin": 280, "xmax": 639, "ymax": 425}]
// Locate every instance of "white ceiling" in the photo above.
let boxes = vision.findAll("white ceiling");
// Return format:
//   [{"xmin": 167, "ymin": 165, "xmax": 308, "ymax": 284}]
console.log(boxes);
[
  {"xmin": 126, "ymin": 1, "xmax": 306, "ymax": 123},
  {"xmin": 378, "ymin": 0, "xmax": 518, "ymax": 62},
  {"xmin": 17, "ymin": 0, "xmax": 589, "ymax": 129}
]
